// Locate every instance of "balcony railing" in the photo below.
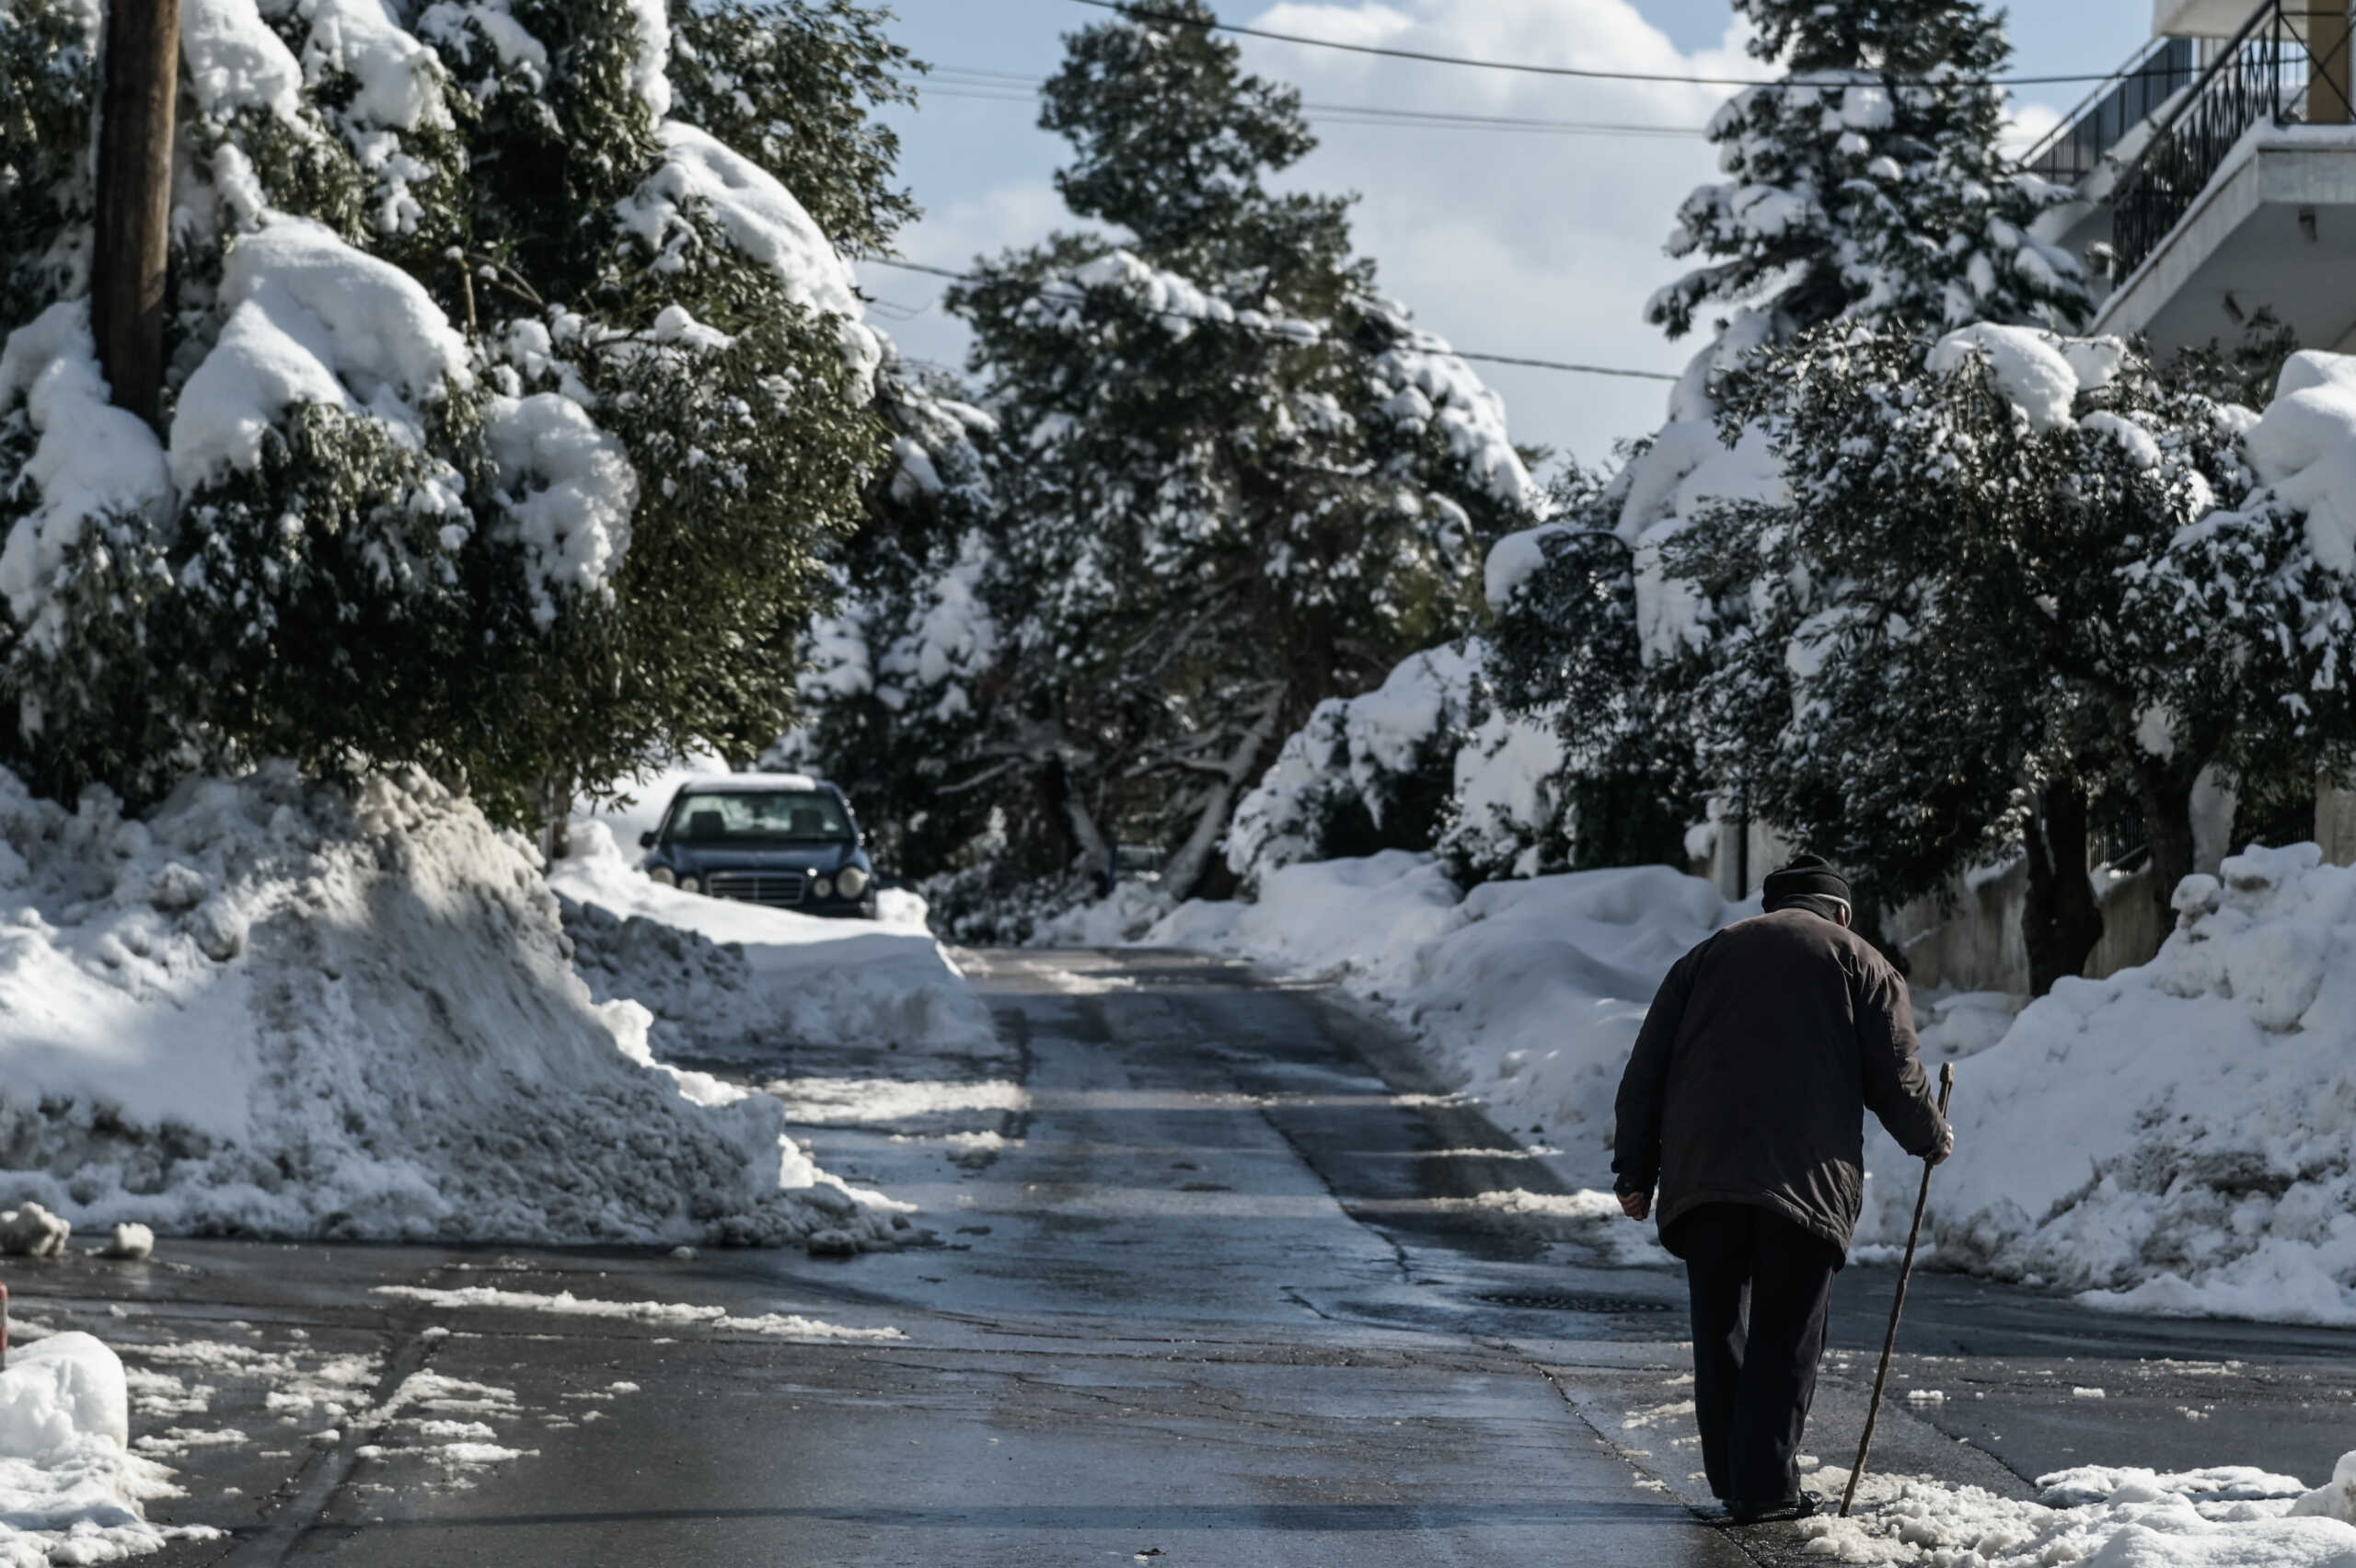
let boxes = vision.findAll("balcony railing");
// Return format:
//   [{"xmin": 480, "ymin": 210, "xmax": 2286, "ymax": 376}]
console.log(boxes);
[
  {"xmin": 2022, "ymin": 36, "xmax": 2200, "ymax": 187},
  {"xmin": 2109, "ymin": 0, "xmax": 2354, "ymax": 282}
]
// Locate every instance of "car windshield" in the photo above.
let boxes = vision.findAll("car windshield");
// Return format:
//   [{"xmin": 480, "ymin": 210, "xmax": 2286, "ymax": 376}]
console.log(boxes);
[{"xmin": 667, "ymin": 790, "xmax": 851, "ymax": 844}]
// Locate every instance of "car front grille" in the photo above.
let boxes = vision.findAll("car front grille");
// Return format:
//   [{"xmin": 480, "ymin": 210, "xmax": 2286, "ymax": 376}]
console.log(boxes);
[{"xmin": 705, "ymin": 870, "xmax": 806, "ymax": 908}]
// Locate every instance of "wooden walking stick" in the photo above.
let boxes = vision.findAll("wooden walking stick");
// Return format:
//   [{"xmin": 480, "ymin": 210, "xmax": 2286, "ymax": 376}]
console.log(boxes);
[{"xmin": 1839, "ymin": 1061, "xmax": 1956, "ymax": 1518}]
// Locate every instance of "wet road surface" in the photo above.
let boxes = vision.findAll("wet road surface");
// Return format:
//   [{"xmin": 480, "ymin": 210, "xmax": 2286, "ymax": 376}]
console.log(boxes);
[{"xmin": 15, "ymin": 947, "xmax": 2356, "ymax": 1565}]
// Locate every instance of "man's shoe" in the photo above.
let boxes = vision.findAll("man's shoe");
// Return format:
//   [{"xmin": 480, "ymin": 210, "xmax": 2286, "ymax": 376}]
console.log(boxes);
[{"xmin": 1726, "ymin": 1492, "xmax": 1820, "ymax": 1525}]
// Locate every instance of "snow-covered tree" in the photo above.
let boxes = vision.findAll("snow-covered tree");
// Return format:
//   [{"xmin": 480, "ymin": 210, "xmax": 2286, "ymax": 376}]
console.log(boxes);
[
  {"xmin": 1683, "ymin": 325, "xmax": 2356, "ymax": 991},
  {"xmin": 1472, "ymin": 0, "xmax": 2096, "ymax": 898},
  {"xmin": 776, "ymin": 356, "xmax": 1004, "ymax": 877},
  {"xmin": 1649, "ymin": 0, "xmax": 2087, "ymax": 342},
  {"xmin": 930, "ymin": 0, "xmax": 1538, "ymax": 905},
  {"xmin": 0, "ymin": 0, "xmax": 915, "ymax": 824}
]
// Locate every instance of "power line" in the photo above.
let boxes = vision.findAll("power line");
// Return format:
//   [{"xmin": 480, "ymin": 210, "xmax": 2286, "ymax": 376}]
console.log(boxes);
[
  {"xmin": 1062, "ymin": 0, "xmax": 2129, "ymax": 89},
  {"xmin": 927, "ymin": 66, "xmax": 1708, "ymax": 137},
  {"xmin": 862, "ymin": 257, "xmax": 1680, "ymax": 382}
]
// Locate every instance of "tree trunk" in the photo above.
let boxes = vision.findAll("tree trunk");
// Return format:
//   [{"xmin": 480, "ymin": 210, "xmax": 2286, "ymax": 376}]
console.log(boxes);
[
  {"xmin": 1161, "ymin": 695, "xmax": 1285, "ymax": 904},
  {"xmin": 2021, "ymin": 781, "xmax": 2103, "ymax": 997},
  {"xmin": 1039, "ymin": 755, "xmax": 1109, "ymax": 888},
  {"xmin": 92, "ymin": 0, "xmax": 182, "ymax": 430},
  {"xmin": 540, "ymin": 771, "xmax": 573, "ymax": 861},
  {"xmin": 2136, "ymin": 758, "xmax": 2198, "ymax": 928}
]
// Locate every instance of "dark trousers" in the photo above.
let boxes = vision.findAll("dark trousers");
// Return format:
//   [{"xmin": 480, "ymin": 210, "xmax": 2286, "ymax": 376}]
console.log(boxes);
[{"xmin": 1669, "ymin": 1202, "xmax": 1842, "ymax": 1505}]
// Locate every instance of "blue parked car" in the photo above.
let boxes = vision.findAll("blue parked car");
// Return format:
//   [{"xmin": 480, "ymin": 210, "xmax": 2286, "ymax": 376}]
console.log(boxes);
[{"xmin": 637, "ymin": 775, "xmax": 879, "ymax": 918}]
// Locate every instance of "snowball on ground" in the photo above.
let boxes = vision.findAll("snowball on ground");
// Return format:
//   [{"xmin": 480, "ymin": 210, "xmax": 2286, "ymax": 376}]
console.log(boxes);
[
  {"xmin": 0, "ymin": 765, "xmax": 899, "ymax": 1247},
  {"xmin": 101, "ymin": 1223, "xmax": 156, "ymax": 1262},
  {"xmin": 550, "ymin": 813, "xmax": 992, "ymax": 1061}
]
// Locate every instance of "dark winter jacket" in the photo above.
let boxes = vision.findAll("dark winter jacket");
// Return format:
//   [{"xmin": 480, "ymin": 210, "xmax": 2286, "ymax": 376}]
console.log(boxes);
[{"xmin": 1611, "ymin": 903, "xmax": 1947, "ymax": 1255}]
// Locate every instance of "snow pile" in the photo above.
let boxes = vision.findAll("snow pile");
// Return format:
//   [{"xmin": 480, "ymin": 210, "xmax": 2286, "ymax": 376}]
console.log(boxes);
[
  {"xmin": 1802, "ymin": 1456, "xmax": 2356, "ymax": 1567},
  {"xmin": 1153, "ymin": 854, "xmax": 1746, "ymax": 1180},
  {"xmin": 0, "ymin": 764, "xmax": 899, "ymax": 1247},
  {"xmin": 1223, "ymin": 640, "xmax": 1568, "ymax": 889},
  {"xmin": 1916, "ymin": 842, "xmax": 2356, "ymax": 1322},
  {"xmin": 0, "ymin": 1331, "xmax": 204, "ymax": 1562},
  {"xmin": 550, "ymin": 821, "xmax": 993, "ymax": 1058}
]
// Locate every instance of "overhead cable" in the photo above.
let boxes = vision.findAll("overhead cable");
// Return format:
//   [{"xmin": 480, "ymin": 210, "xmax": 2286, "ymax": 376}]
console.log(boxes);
[
  {"xmin": 926, "ymin": 65, "xmax": 1708, "ymax": 137},
  {"xmin": 1061, "ymin": 0, "xmax": 2128, "ymax": 88},
  {"xmin": 864, "ymin": 257, "xmax": 1680, "ymax": 382}
]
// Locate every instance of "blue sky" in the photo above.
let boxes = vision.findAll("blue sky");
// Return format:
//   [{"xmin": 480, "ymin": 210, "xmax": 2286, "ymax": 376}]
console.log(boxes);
[{"xmin": 858, "ymin": 0, "xmax": 2154, "ymax": 465}]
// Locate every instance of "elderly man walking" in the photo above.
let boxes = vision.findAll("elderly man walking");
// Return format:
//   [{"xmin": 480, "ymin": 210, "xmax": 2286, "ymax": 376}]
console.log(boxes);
[{"xmin": 1611, "ymin": 853, "xmax": 1952, "ymax": 1524}]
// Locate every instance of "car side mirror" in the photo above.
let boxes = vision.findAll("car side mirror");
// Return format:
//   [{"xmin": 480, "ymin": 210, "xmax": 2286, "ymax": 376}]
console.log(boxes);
[{"xmin": 638, "ymin": 831, "xmax": 656, "ymax": 848}]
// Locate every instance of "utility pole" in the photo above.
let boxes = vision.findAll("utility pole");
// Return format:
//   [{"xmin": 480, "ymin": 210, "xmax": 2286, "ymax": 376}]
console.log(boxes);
[{"xmin": 91, "ymin": 0, "xmax": 181, "ymax": 431}]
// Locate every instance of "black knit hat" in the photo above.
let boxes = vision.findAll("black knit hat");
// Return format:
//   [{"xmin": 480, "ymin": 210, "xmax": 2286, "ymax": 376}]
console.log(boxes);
[{"xmin": 1762, "ymin": 852, "xmax": 1851, "ymax": 908}]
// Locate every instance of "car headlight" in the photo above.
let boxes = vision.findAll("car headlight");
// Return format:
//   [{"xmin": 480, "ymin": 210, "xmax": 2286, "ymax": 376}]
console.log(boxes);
[
  {"xmin": 648, "ymin": 866, "xmax": 676, "ymax": 886},
  {"xmin": 680, "ymin": 874, "xmax": 701, "ymax": 895},
  {"xmin": 836, "ymin": 866, "xmax": 870, "ymax": 899},
  {"xmin": 811, "ymin": 875, "xmax": 834, "ymax": 900}
]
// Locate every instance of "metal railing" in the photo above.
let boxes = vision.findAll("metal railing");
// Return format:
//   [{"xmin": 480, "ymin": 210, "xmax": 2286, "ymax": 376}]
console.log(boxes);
[
  {"xmin": 2023, "ymin": 35, "xmax": 2200, "ymax": 186},
  {"xmin": 2110, "ymin": 0, "xmax": 2355, "ymax": 282}
]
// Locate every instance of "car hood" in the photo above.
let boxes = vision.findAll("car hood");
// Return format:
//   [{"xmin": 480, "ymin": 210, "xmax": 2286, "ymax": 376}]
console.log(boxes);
[{"xmin": 660, "ymin": 844, "xmax": 860, "ymax": 874}]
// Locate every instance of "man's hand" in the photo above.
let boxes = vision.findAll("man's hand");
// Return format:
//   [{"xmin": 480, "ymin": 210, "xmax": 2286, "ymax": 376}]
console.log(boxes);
[
  {"xmin": 1617, "ymin": 1188, "xmax": 1651, "ymax": 1221},
  {"xmin": 1928, "ymin": 1125, "xmax": 1956, "ymax": 1167}
]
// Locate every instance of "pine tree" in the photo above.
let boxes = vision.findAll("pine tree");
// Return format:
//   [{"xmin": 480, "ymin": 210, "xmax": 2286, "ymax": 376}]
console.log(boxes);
[
  {"xmin": 922, "ymin": 0, "xmax": 1538, "ymax": 907},
  {"xmin": 1649, "ymin": 0, "xmax": 2086, "ymax": 342},
  {"xmin": 0, "ymin": 0, "xmax": 916, "ymax": 824},
  {"xmin": 1480, "ymin": 0, "xmax": 2096, "ymax": 902}
]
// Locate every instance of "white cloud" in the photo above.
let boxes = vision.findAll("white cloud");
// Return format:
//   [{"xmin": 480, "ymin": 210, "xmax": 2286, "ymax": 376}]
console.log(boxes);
[{"xmin": 1239, "ymin": 0, "xmax": 1758, "ymax": 465}]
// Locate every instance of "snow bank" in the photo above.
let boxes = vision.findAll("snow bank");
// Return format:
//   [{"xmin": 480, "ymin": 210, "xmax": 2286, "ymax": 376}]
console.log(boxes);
[
  {"xmin": 550, "ymin": 821, "xmax": 993, "ymax": 1059},
  {"xmin": 0, "ymin": 1331, "xmax": 203, "ymax": 1562},
  {"xmin": 0, "ymin": 764, "xmax": 897, "ymax": 1247},
  {"xmin": 1804, "ymin": 1455, "xmax": 2356, "ymax": 1568},
  {"xmin": 1153, "ymin": 853, "xmax": 1745, "ymax": 1182},
  {"xmin": 1920, "ymin": 842, "xmax": 2356, "ymax": 1322}
]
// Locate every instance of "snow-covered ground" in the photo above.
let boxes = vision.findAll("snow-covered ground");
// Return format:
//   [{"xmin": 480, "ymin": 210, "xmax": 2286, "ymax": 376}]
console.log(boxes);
[
  {"xmin": 0, "ymin": 765, "xmax": 916, "ymax": 1248},
  {"xmin": 0, "ymin": 1327, "xmax": 217, "ymax": 1563},
  {"xmin": 1805, "ymin": 1454, "xmax": 2356, "ymax": 1567},
  {"xmin": 1149, "ymin": 841, "xmax": 2356, "ymax": 1325}
]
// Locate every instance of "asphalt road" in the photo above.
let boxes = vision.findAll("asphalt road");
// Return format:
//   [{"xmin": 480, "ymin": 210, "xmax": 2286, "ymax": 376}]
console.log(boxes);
[{"xmin": 17, "ymin": 947, "xmax": 2356, "ymax": 1566}]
